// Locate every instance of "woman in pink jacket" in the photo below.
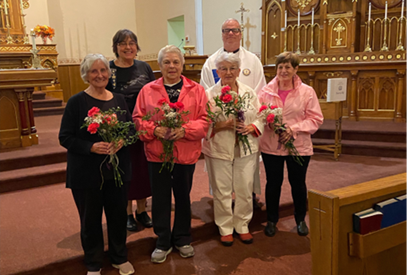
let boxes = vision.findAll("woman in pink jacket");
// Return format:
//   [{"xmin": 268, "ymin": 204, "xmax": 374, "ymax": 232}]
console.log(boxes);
[
  {"xmin": 133, "ymin": 45, "xmax": 209, "ymax": 264},
  {"xmin": 258, "ymin": 52, "xmax": 323, "ymax": 238}
]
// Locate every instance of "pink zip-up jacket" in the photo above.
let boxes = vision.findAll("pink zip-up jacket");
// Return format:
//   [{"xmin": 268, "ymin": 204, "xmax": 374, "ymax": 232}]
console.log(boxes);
[
  {"xmin": 258, "ymin": 75, "xmax": 323, "ymax": 156},
  {"xmin": 133, "ymin": 75, "xmax": 209, "ymax": 164}
]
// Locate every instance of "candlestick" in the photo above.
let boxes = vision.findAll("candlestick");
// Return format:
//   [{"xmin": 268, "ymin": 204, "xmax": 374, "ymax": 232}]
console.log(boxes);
[
  {"xmin": 285, "ymin": 10, "xmax": 287, "ymax": 28},
  {"xmin": 311, "ymin": 8, "xmax": 314, "ymax": 26},
  {"xmin": 368, "ymin": 2, "xmax": 371, "ymax": 22},
  {"xmin": 296, "ymin": 9, "xmax": 301, "ymax": 54},
  {"xmin": 385, "ymin": 1, "xmax": 387, "ymax": 20},
  {"xmin": 396, "ymin": 1, "xmax": 405, "ymax": 50},
  {"xmin": 4, "ymin": 0, "xmax": 8, "ymax": 15},
  {"xmin": 30, "ymin": 29, "xmax": 37, "ymax": 50},
  {"xmin": 298, "ymin": 9, "xmax": 300, "ymax": 27},
  {"xmin": 402, "ymin": 0, "xmax": 404, "ymax": 18}
]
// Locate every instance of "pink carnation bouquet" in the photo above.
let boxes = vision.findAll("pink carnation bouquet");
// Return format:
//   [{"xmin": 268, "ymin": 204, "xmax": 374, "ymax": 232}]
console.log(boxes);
[
  {"xmin": 206, "ymin": 85, "xmax": 253, "ymax": 155},
  {"xmin": 82, "ymin": 106, "xmax": 144, "ymax": 188},
  {"xmin": 142, "ymin": 99, "xmax": 190, "ymax": 172},
  {"xmin": 258, "ymin": 104, "xmax": 303, "ymax": 165}
]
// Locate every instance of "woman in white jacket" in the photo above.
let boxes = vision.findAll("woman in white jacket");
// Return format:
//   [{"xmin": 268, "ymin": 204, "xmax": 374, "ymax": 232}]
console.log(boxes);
[{"xmin": 202, "ymin": 52, "xmax": 264, "ymax": 246}]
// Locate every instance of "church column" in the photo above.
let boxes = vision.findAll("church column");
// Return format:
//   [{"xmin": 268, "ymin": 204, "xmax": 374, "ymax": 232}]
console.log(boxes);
[
  {"xmin": 15, "ymin": 89, "xmax": 31, "ymax": 146},
  {"xmin": 349, "ymin": 70, "xmax": 359, "ymax": 121},
  {"xmin": 26, "ymin": 89, "xmax": 38, "ymax": 144},
  {"xmin": 395, "ymin": 69, "xmax": 406, "ymax": 122},
  {"xmin": 308, "ymin": 71, "xmax": 315, "ymax": 89}
]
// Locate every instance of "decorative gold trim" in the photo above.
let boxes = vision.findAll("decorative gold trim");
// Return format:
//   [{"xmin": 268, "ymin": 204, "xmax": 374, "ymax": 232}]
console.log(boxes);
[
  {"xmin": 332, "ymin": 57, "xmax": 337, "ymax": 61},
  {"xmin": 387, "ymin": 54, "xmax": 393, "ymax": 60},
  {"xmin": 396, "ymin": 54, "xmax": 402, "ymax": 59},
  {"xmin": 310, "ymin": 58, "xmax": 315, "ymax": 62},
  {"xmin": 303, "ymin": 58, "xmax": 308, "ymax": 62},
  {"xmin": 271, "ymin": 32, "xmax": 278, "ymax": 39},
  {"xmin": 362, "ymin": 55, "xmax": 368, "ymax": 60},
  {"xmin": 355, "ymin": 56, "xmax": 360, "ymax": 60},
  {"xmin": 370, "ymin": 55, "xmax": 376, "ymax": 60},
  {"xmin": 339, "ymin": 56, "xmax": 344, "ymax": 61},
  {"xmin": 323, "ymin": 0, "xmax": 328, "ymax": 5},
  {"xmin": 324, "ymin": 57, "xmax": 329, "ymax": 62},
  {"xmin": 379, "ymin": 55, "xmax": 385, "ymax": 60},
  {"xmin": 317, "ymin": 57, "xmax": 322, "ymax": 62},
  {"xmin": 347, "ymin": 56, "xmax": 352, "ymax": 61}
]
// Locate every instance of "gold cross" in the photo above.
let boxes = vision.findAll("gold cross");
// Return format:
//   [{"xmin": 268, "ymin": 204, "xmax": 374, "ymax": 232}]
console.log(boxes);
[{"xmin": 334, "ymin": 23, "xmax": 345, "ymax": 45}]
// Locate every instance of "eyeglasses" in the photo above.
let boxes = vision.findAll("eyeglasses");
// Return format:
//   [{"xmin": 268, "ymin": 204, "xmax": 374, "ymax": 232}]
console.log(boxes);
[
  {"xmin": 219, "ymin": 67, "xmax": 238, "ymax": 73},
  {"xmin": 222, "ymin": 28, "xmax": 241, "ymax": 34},
  {"xmin": 118, "ymin": 41, "xmax": 137, "ymax": 47}
]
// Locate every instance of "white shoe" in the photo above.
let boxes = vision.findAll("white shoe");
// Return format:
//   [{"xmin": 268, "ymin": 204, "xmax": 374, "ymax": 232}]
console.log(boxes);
[
  {"xmin": 151, "ymin": 247, "xmax": 173, "ymax": 263},
  {"xmin": 87, "ymin": 270, "xmax": 101, "ymax": 275},
  {"xmin": 112, "ymin": 261, "xmax": 135, "ymax": 275}
]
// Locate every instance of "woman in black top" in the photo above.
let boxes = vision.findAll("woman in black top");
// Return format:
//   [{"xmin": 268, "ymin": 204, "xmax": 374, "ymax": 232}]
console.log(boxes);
[
  {"xmin": 59, "ymin": 53, "xmax": 135, "ymax": 275},
  {"xmin": 106, "ymin": 29, "xmax": 155, "ymax": 231}
]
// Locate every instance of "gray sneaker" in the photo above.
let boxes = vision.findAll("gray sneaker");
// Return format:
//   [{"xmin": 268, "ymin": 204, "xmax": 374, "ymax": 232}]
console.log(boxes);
[
  {"xmin": 151, "ymin": 247, "xmax": 173, "ymax": 263},
  {"xmin": 175, "ymin": 245, "xmax": 195, "ymax": 258}
]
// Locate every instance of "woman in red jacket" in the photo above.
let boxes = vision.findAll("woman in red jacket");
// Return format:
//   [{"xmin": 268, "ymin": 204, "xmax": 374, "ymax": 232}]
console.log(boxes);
[{"xmin": 133, "ymin": 45, "xmax": 209, "ymax": 264}]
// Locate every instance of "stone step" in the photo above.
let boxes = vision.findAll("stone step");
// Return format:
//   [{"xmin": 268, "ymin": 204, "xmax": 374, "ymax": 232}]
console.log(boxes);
[
  {"xmin": 33, "ymin": 91, "xmax": 46, "ymax": 100},
  {"xmin": 34, "ymin": 105, "xmax": 65, "ymax": 117},
  {"xmin": 33, "ymin": 97, "xmax": 63, "ymax": 108},
  {"xmin": 0, "ymin": 149, "xmax": 66, "ymax": 172}
]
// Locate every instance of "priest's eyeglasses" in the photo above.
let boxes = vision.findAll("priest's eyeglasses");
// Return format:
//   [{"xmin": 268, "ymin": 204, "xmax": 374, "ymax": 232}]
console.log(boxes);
[
  {"xmin": 222, "ymin": 28, "xmax": 241, "ymax": 34},
  {"xmin": 118, "ymin": 41, "xmax": 137, "ymax": 47}
]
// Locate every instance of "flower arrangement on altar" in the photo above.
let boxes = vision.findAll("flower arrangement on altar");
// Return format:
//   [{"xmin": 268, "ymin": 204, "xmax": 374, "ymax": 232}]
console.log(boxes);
[
  {"xmin": 82, "ymin": 106, "xmax": 144, "ymax": 188},
  {"xmin": 258, "ymin": 104, "xmax": 303, "ymax": 165},
  {"xmin": 142, "ymin": 99, "xmax": 190, "ymax": 172},
  {"xmin": 206, "ymin": 85, "xmax": 253, "ymax": 155},
  {"xmin": 33, "ymin": 25, "xmax": 55, "ymax": 43}
]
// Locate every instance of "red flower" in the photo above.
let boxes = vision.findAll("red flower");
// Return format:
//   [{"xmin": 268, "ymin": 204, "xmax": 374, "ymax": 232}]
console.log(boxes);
[
  {"xmin": 270, "ymin": 105, "xmax": 278, "ymax": 110},
  {"xmin": 266, "ymin": 114, "xmax": 275, "ymax": 123},
  {"xmin": 169, "ymin": 103, "xmax": 176, "ymax": 109},
  {"xmin": 175, "ymin": 102, "xmax": 184, "ymax": 110},
  {"xmin": 221, "ymin": 94, "xmax": 233, "ymax": 103},
  {"xmin": 221, "ymin": 86, "xmax": 231, "ymax": 94},
  {"xmin": 259, "ymin": 105, "xmax": 268, "ymax": 112},
  {"xmin": 158, "ymin": 98, "xmax": 168, "ymax": 105},
  {"xmin": 87, "ymin": 122, "xmax": 100, "ymax": 134},
  {"xmin": 88, "ymin": 107, "xmax": 100, "ymax": 117}
]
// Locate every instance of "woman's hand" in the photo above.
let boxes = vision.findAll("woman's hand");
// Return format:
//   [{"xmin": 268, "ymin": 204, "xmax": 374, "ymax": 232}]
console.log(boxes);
[
  {"xmin": 236, "ymin": 121, "xmax": 255, "ymax": 136},
  {"xmin": 278, "ymin": 125, "xmax": 293, "ymax": 145},
  {"xmin": 168, "ymin": 127, "xmax": 185, "ymax": 141},
  {"xmin": 90, "ymin": 142, "xmax": 110, "ymax": 155},
  {"xmin": 213, "ymin": 119, "xmax": 237, "ymax": 133},
  {"xmin": 108, "ymin": 139, "xmax": 124, "ymax": 155},
  {"xmin": 154, "ymin": 126, "xmax": 170, "ymax": 139}
]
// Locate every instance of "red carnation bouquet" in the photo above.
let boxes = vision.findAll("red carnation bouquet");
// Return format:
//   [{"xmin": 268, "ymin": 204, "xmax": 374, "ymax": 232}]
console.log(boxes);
[
  {"xmin": 206, "ymin": 85, "xmax": 253, "ymax": 155},
  {"xmin": 258, "ymin": 104, "xmax": 303, "ymax": 165},
  {"xmin": 82, "ymin": 107, "xmax": 144, "ymax": 188},
  {"xmin": 142, "ymin": 99, "xmax": 190, "ymax": 172}
]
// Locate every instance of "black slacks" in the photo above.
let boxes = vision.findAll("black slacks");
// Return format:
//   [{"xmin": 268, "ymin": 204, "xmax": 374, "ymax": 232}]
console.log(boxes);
[
  {"xmin": 261, "ymin": 153, "xmax": 311, "ymax": 224},
  {"xmin": 148, "ymin": 162, "xmax": 195, "ymax": 250},
  {"xmin": 71, "ymin": 180, "xmax": 128, "ymax": 271}
]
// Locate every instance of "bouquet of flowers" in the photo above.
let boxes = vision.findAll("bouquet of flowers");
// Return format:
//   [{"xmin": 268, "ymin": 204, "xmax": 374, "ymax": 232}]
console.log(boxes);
[
  {"xmin": 33, "ymin": 25, "xmax": 55, "ymax": 43},
  {"xmin": 206, "ymin": 85, "xmax": 253, "ymax": 155},
  {"xmin": 82, "ymin": 106, "xmax": 143, "ymax": 188},
  {"xmin": 258, "ymin": 104, "xmax": 303, "ymax": 165},
  {"xmin": 142, "ymin": 99, "xmax": 190, "ymax": 172}
]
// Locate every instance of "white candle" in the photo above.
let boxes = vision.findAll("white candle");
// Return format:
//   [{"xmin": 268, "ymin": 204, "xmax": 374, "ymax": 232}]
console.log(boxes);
[
  {"xmin": 31, "ymin": 29, "xmax": 37, "ymax": 50},
  {"xmin": 385, "ymin": 1, "xmax": 387, "ymax": 20},
  {"xmin": 285, "ymin": 10, "xmax": 287, "ymax": 28},
  {"xmin": 298, "ymin": 9, "xmax": 300, "ymax": 27},
  {"xmin": 368, "ymin": 2, "xmax": 371, "ymax": 22},
  {"xmin": 401, "ymin": 0, "xmax": 404, "ymax": 18},
  {"xmin": 312, "ymin": 7, "xmax": 314, "ymax": 25},
  {"xmin": 4, "ymin": 0, "xmax": 8, "ymax": 15}
]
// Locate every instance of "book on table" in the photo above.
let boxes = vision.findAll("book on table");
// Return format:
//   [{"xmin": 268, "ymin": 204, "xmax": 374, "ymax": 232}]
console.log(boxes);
[
  {"xmin": 353, "ymin": 208, "xmax": 383, "ymax": 235},
  {"xmin": 374, "ymin": 197, "xmax": 406, "ymax": 228}
]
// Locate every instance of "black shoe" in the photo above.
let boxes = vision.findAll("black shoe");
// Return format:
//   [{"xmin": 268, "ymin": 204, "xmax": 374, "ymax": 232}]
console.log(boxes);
[
  {"xmin": 126, "ymin": 215, "xmax": 138, "ymax": 232},
  {"xmin": 136, "ymin": 211, "xmax": 153, "ymax": 228},
  {"xmin": 264, "ymin": 221, "xmax": 277, "ymax": 237},
  {"xmin": 297, "ymin": 221, "xmax": 309, "ymax": 236}
]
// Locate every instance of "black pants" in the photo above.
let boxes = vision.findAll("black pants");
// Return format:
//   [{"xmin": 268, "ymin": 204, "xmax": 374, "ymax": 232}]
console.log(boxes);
[
  {"xmin": 72, "ymin": 180, "xmax": 128, "ymax": 271},
  {"xmin": 261, "ymin": 153, "xmax": 311, "ymax": 225},
  {"xmin": 148, "ymin": 162, "xmax": 195, "ymax": 250}
]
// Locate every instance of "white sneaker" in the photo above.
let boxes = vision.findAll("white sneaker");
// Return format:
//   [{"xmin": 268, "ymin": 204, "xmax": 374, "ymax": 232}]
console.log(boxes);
[
  {"xmin": 87, "ymin": 270, "xmax": 101, "ymax": 275},
  {"xmin": 175, "ymin": 245, "xmax": 195, "ymax": 258},
  {"xmin": 151, "ymin": 247, "xmax": 173, "ymax": 263},
  {"xmin": 112, "ymin": 261, "xmax": 135, "ymax": 275}
]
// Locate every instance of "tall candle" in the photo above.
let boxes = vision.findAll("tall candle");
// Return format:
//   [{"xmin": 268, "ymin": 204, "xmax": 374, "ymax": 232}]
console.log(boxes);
[
  {"xmin": 401, "ymin": 0, "xmax": 404, "ymax": 18},
  {"xmin": 285, "ymin": 10, "xmax": 287, "ymax": 28},
  {"xmin": 31, "ymin": 29, "xmax": 37, "ymax": 50},
  {"xmin": 4, "ymin": 0, "xmax": 8, "ymax": 15},
  {"xmin": 368, "ymin": 2, "xmax": 371, "ymax": 22},
  {"xmin": 298, "ymin": 9, "xmax": 300, "ymax": 27},
  {"xmin": 312, "ymin": 7, "xmax": 314, "ymax": 25},
  {"xmin": 385, "ymin": 1, "xmax": 387, "ymax": 20}
]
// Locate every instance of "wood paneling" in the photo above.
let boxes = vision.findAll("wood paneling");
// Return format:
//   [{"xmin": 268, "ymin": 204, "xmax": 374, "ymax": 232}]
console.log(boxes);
[{"xmin": 58, "ymin": 64, "xmax": 89, "ymax": 102}]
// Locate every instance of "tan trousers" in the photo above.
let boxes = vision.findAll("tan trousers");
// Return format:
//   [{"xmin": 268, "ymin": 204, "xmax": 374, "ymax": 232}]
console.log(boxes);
[{"xmin": 205, "ymin": 151, "xmax": 256, "ymax": 236}]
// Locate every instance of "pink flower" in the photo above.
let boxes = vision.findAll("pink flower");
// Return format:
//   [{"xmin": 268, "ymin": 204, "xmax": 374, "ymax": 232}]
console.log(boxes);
[
  {"xmin": 158, "ymin": 98, "xmax": 168, "ymax": 105},
  {"xmin": 87, "ymin": 122, "xmax": 100, "ymax": 134},
  {"xmin": 266, "ymin": 114, "xmax": 275, "ymax": 123},
  {"xmin": 221, "ymin": 94, "xmax": 233, "ymax": 103},
  {"xmin": 175, "ymin": 102, "xmax": 184, "ymax": 110},
  {"xmin": 169, "ymin": 103, "xmax": 176, "ymax": 109},
  {"xmin": 270, "ymin": 105, "xmax": 278, "ymax": 110},
  {"xmin": 259, "ymin": 105, "xmax": 268, "ymax": 112},
  {"xmin": 88, "ymin": 107, "xmax": 100, "ymax": 117},
  {"xmin": 221, "ymin": 86, "xmax": 231, "ymax": 94}
]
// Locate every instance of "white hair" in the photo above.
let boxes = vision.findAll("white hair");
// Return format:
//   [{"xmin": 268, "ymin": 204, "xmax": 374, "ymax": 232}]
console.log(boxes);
[
  {"xmin": 215, "ymin": 52, "xmax": 241, "ymax": 69},
  {"xmin": 157, "ymin": 45, "xmax": 185, "ymax": 66},
  {"xmin": 80, "ymin": 53, "xmax": 111, "ymax": 83},
  {"xmin": 221, "ymin": 18, "xmax": 241, "ymax": 30}
]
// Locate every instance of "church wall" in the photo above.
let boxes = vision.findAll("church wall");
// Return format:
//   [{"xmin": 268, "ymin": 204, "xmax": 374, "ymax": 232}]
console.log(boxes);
[{"xmin": 24, "ymin": 0, "xmax": 49, "ymax": 46}]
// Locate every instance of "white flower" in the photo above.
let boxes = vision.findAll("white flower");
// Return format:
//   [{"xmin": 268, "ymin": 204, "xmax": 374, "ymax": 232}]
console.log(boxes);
[{"xmin": 164, "ymin": 112, "xmax": 177, "ymax": 119}]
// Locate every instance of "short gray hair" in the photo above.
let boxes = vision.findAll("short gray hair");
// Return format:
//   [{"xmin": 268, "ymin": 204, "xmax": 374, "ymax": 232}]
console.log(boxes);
[
  {"xmin": 80, "ymin": 53, "xmax": 111, "ymax": 83},
  {"xmin": 215, "ymin": 52, "xmax": 241, "ymax": 69},
  {"xmin": 157, "ymin": 45, "xmax": 185, "ymax": 66},
  {"xmin": 221, "ymin": 18, "xmax": 241, "ymax": 30}
]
